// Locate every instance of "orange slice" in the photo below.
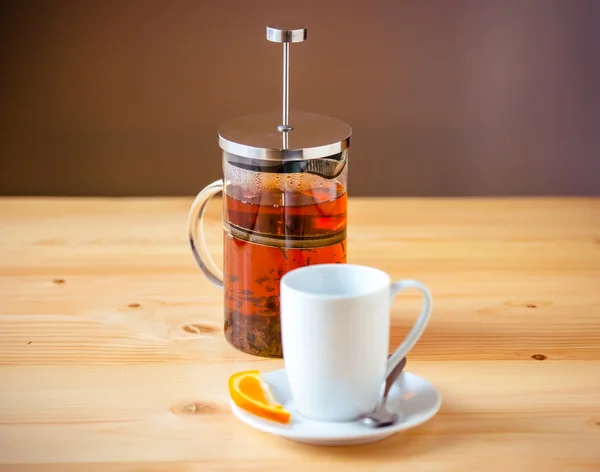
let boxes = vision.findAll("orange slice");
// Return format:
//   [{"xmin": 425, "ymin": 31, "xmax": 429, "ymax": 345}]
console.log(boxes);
[{"xmin": 228, "ymin": 370, "xmax": 291, "ymax": 424}]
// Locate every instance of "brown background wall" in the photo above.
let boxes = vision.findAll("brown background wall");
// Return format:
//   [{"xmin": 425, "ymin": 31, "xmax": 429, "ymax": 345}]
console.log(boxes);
[{"xmin": 1, "ymin": 0, "xmax": 599, "ymax": 197}]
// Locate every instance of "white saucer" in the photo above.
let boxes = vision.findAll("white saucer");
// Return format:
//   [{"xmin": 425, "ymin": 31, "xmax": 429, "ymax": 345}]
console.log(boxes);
[{"xmin": 230, "ymin": 368, "xmax": 442, "ymax": 446}]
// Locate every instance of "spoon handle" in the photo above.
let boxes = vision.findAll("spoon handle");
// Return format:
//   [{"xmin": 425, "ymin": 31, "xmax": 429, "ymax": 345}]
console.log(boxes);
[{"xmin": 384, "ymin": 356, "xmax": 407, "ymax": 399}]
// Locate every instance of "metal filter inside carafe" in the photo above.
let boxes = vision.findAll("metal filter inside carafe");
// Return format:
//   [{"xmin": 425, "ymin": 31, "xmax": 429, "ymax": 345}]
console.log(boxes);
[{"xmin": 187, "ymin": 24, "xmax": 352, "ymax": 358}]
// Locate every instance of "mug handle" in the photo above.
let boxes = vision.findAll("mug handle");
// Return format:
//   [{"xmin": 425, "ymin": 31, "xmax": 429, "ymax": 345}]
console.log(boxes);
[
  {"xmin": 386, "ymin": 280, "xmax": 433, "ymax": 378},
  {"xmin": 187, "ymin": 179, "xmax": 224, "ymax": 289}
]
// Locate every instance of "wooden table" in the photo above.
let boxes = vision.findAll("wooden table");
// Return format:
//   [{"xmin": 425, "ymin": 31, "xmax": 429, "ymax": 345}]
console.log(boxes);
[{"xmin": 1, "ymin": 197, "xmax": 599, "ymax": 471}]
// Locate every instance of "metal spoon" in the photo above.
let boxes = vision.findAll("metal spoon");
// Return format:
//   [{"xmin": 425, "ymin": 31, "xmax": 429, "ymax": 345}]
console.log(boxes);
[{"xmin": 360, "ymin": 356, "xmax": 407, "ymax": 428}]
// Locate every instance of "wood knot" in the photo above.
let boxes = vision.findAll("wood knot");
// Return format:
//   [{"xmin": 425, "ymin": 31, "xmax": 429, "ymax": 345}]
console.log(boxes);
[
  {"xmin": 505, "ymin": 300, "xmax": 552, "ymax": 309},
  {"xmin": 171, "ymin": 402, "xmax": 220, "ymax": 416},
  {"xmin": 52, "ymin": 278, "xmax": 66, "ymax": 285},
  {"xmin": 531, "ymin": 354, "xmax": 547, "ymax": 361},
  {"xmin": 128, "ymin": 303, "xmax": 141, "ymax": 308},
  {"xmin": 182, "ymin": 324, "xmax": 216, "ymax": 335}
]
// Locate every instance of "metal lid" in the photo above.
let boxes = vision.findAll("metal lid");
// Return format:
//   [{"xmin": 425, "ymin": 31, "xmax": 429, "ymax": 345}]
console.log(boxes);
[
  {"xmin": 218, "ymin": 111, "xmax": 351, "ymax": 160},
  {"xmin": 217, "ymin": 24, "xmax": 352, "ymax": 161}
]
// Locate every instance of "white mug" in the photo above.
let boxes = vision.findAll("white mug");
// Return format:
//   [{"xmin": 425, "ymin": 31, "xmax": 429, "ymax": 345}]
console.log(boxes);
[{"xmin": 280, "ymin": 263, "xmax": 432, "ymax": 422}]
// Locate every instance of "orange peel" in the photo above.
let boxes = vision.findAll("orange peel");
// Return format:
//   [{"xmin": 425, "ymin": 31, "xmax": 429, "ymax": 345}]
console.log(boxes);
[{"xmin": 228, "ymin": 370, "xmax": 291, "ymax": 424}]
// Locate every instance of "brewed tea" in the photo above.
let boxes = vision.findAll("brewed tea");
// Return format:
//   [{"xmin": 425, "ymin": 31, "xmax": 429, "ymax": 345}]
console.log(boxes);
[{"xmin": 223, "ymin": 182, "xmax": 347, "ymax": 357}]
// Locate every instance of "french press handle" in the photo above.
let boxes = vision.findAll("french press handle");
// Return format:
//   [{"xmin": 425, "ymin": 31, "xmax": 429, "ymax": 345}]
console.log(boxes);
[{"xmin": 187, "ymin": 179, "xmax": 224, "ymax": 289}]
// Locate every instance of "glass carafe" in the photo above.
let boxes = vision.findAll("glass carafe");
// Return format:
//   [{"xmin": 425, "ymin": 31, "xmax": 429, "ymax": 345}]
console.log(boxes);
[{"xmin": 187, "ymin": 25, "xmax": 352, "ymax": 358}]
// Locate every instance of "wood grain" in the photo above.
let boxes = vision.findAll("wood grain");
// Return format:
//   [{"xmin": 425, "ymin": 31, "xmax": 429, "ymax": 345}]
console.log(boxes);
[{"xmin": 0, "ymin": 197, "xmax": 599, "ymax": 471}]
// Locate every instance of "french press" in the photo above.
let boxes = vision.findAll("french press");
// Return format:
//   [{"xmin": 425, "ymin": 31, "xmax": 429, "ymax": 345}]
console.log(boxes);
[{"xmin": 187, "ymin": 25, "xmax": 352, "ymax": 358}]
